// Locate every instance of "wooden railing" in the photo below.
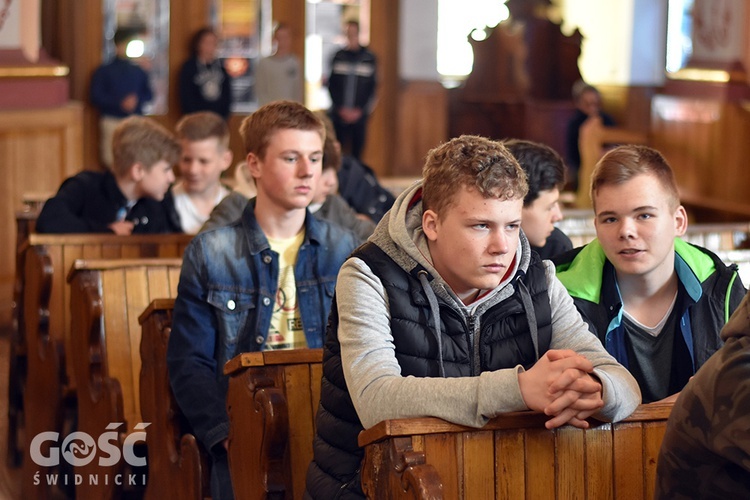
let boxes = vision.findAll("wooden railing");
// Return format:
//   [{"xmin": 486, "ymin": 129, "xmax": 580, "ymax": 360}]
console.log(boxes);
[{"xmin": 359, "ymin": 403, "xmax": 673, "ymax": 500}]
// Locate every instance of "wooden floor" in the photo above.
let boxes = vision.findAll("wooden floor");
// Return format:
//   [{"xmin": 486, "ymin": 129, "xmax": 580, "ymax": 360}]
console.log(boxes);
[{"xmin": 0, "ymin": 325, "xmax": 22, "ymax": 500}]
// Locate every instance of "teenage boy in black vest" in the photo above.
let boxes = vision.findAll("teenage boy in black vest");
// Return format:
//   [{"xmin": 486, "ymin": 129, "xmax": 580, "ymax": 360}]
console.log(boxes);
[{"xmin": 305, "ymin": 135, "xmax": 641, "ymax": 498}]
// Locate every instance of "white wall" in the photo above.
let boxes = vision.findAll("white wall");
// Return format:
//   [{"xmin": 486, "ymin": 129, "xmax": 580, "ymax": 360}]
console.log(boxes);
[
  {"xmin": 561, "ymin": 0, "xmax": 667, "ymax": 85},
  {"xmin": 399, "ymin": 0, "xmax": 440, "ymax": 80}
]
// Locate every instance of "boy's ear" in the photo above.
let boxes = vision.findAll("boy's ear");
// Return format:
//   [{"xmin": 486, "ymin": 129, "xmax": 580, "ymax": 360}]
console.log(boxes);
[
  {"xmin": 422, "ymin": 209, "xmax": 439, "ymax": 242},
  {"xmin": 246, "ymin": 152, "xmax": 261, "ymax": 179},
  {"xmin": 221, "ymin": 149, "xmax": 233, "ymax": 172},
  {"xmin": 674, "ymin": 205, "xmax": 688, "ymax": 236},
  {"xmin": 130, "ymin": 162, "xmax": 146, "ymax": 181}
]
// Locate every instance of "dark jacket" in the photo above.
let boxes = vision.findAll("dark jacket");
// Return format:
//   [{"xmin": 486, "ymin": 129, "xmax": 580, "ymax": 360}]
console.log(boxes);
[
  {"xmin": 36, "ymin": 170, "xmax": 180, "ymax": 234},
  {"xmin": 531, "ymin": 227, "xmax": 573, "ymax": 260},
  {"xmin": 168, "ymin": 200, "xmax": 359, "ymax": 453},
  {"xmin": 178, "ymin": 57, "xmax": 232, "ymax": 119},
  {"xmin": 337, "ymin": 156, "xmax": 395, "ymax": 222},
  {"xmin": 328, "ymin": 46, "xmax": 377, "ymax": 111},
  {"xmin": 305, "ymin": 243, "xmax": 552, "ymax": 499},
  {"xmin": 90, "ymin": 57, "xmax": 153, "ymax": 118},
  {"xmin": 553, "ymin": 239, "xmax": 746, "ymax": 401}
]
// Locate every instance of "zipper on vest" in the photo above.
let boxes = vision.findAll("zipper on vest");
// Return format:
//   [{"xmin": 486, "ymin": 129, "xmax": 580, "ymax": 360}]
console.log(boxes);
[{"xmin": 467, "ymin": 314, "xmax": 477, "ymax": 377}]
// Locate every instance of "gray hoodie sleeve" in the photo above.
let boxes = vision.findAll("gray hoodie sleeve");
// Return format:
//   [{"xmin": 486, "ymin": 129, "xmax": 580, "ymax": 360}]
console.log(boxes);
[{"xmin": 338, "ymin": 258, "xmax": 641, "ymax": 430}]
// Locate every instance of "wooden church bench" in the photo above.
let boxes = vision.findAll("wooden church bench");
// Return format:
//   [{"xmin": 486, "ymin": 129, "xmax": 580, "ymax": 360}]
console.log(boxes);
[
  {"xmin": 360, "ymin": 403, "xmax": 673, "ymax": 500},
  {"xmin": 224, "ymin": 348, "xmax": 324, "ymax": 499}
]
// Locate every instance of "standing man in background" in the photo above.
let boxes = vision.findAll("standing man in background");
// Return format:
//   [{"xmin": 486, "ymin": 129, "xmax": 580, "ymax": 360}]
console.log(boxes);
[
  {"xmin": 91, "ymin": 28, "xmax": 153, "ymax": 169},
  {"xmin": 255, "ymin": 23, "xmax": 303, "ymax": 106},
  {"xmin": 327, "ymin": 20, "xmax": 377, "ymax": 161}
]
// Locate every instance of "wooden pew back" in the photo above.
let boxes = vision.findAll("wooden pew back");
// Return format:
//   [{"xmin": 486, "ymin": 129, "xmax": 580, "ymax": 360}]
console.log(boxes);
[
  {"xmin": 224, "ymin": 349, "xmax": 323, "ymax": 500},
  {"xmin": 24, "ymin": 233, "xmax": 191, "ymax": 386},
  {"xmin": 359, "ymin": 404, "xmax": 672, "ymax": 500},
  {"xmin": 139, "ymin": 299, "xmax": 208, "ymax": 500},
  {"xmin": 67, "ymin": 258, "xmax": 183, "ymax": 498},
  {"xmin": 17, "ymin": 234, "xmax": 191, "ymax": 497}
]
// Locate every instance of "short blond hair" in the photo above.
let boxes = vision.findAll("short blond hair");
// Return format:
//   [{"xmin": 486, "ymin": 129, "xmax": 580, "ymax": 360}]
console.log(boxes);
[
  {"xmin": 175, "ymin": 111, "xmax": 230, "ymax": 150},
  {"xmin": 422, "ymin": 135, "xmax": 528, "ymax": 217},
  {"xmin": 112, "ymin": 116, "xmax": 181, "ymax": 176},
  {"xmin": 591, "ymin": 145, "xmax": 680, "ymax": 211}
]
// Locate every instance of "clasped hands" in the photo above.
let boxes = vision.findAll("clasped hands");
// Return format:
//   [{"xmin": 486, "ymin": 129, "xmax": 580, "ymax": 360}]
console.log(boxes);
[{"xmin": 518, "ymin": 349, "xmax": 604, "ymax": 430}]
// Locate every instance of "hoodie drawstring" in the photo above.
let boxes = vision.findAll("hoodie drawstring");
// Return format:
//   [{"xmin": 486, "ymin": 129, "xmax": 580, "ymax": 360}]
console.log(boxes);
[
  {"xmin": 516, "ymin": 279, "xmax": 540, "ymax": 360},
  {"xmin": 418, "ymin": 270, "xmax": 446, "ymax": 378}
]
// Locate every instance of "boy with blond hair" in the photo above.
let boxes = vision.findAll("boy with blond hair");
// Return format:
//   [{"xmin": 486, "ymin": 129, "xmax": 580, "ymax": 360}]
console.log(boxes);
[
  {"xmin": 169, "ymin": 111, "xmax": 233, "ymax": 233},
  {"xmin": 36, "ymin": 116, "xmax": 180, "ymax": 234},
  {"xmin": 168, "ymin": 101, "xmax": 360, "ymax": 499},
  {"xmin": 554, "ymin": 145, "xmax": 745, "ymax": 403},
  {"xmin": 305, "ymin": 135, "xmax": 640, "ymax": 498}
]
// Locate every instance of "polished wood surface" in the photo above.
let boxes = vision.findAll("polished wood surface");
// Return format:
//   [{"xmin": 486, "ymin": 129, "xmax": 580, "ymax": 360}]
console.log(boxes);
[
  {"xmin": 224, "ymin": 348, "xmax": 323, "ymax": 500},
  {"xmin": 13, "ymin": 234, "xmax": 191, "ymax": 498},
  {"xmin": 139, "ymin": 299, "xmax": 209, "ymax": 500},
  {"xmin": 0, "ymin": 103, "xmax": 83, "ymax": 327},
  {"xmin": 67, "ymin": 258, "xmax": 182, "ymax": 498},
  {"xmin": 395, "ymin": 81, "xmax": 448, "ymax": 176},
  {"xmin": 651, "ymin": 94, "xmax": 750, "ymax": 221},
  {"xmin": 360, "ymin": 403, "xmax": 672, "ymax": 500}
]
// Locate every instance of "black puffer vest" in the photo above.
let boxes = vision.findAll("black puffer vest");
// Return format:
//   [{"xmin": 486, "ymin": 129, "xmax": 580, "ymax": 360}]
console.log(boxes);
[{"xmin": 305, "ymin": 243, "xmax": 552, "ymax": 499}]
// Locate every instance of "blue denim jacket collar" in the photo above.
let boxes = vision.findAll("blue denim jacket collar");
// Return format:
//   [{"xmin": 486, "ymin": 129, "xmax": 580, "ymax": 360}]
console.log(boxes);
[{"xmin": 240, "ymin": 197, "xmax": 327, "ymax": 255}]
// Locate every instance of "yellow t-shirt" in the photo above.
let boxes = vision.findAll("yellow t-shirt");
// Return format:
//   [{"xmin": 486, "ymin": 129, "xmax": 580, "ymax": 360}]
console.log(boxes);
[{"xmin": 265, "ymin": 230, "xmax": 307, "ymax": 350}]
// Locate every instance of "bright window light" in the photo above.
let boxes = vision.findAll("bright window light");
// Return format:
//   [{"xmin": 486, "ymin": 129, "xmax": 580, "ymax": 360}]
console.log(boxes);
[
  {"xmin": 665, "ymin": 0, "xmax": 693, "ymax": 73},
  {"xmin": 126, "ymin": 39, "xmax": 145, "ymax": 59},
  {"xmin": 437, "ymin": 0, "xmax": 509, "ymax": 78}
]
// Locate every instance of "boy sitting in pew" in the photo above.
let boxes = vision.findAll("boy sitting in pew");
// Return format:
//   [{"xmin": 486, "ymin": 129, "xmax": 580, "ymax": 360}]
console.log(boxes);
[
  {"xmin": 167, "ymin": 111, "xmax": 233, "ymax": 234},
  {"xmin": 305, "ymin": 135, "xmax": 641, "ymax": 499},
  {"xmin": 201, "ymin": 110, "xmax": 375, "ymax": 240},
  {"xmin": 553, "ymin": 145, "xmax": 746, "ymax": 403},
  {"xmin": 167, "ymin": 101, "xmax": 360, "ymax": 499},
  {"xmin": 36, "ymin": 116, "xmax": 181, "ymax": 234}
]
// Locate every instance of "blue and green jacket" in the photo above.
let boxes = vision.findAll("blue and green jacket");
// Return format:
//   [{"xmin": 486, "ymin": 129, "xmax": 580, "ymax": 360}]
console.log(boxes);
[{"xmin": 553, "ymin": 238, "xmax": 746, "ymax": 374}]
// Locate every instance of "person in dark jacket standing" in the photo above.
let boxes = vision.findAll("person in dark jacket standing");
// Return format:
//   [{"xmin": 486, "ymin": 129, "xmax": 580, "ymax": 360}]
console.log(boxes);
[
  {"xmin": 554, "ymin": 145, "xmax": 746, "ymax": 404},
  {"xmin": 327, "ymin": 20, "xmax": 377, "ymax": 160},
  {"xmin": 178, "ymin": 27, "xmax": 232, "ymax": 120},
  {"xmin": 90, "ymin": 28, "xmax": 154, "ymax": 169}
]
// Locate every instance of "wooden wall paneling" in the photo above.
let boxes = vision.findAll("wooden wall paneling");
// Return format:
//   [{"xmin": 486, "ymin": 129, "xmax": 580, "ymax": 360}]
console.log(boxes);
[
  {"xmin": 524, "ymin": 99, "xmax": 576, "ymax": 158},
  {"xmin": 651, "ymin": 95, "xmax": 750, "ymax": 220},
  {"xmin": 365, "ymin": 0, "xmax": 399, "ymax": 176},
  {"xmin": 0, "ymin": 103, "xmax": 83, "ymax": 326},
  {"xmin": 394, "ymin": 80, "xmax": 447, "ymax": 175}
]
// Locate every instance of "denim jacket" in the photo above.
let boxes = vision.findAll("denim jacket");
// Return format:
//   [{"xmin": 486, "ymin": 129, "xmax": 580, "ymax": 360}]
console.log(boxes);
[{"xmin": 167, "ymin": 200, "xmax": 360, "ymax": 452}]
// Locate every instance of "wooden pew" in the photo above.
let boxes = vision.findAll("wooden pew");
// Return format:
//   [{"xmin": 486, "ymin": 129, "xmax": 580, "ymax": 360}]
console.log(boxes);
[
  {"xmin": 359, "ymin": 403, "xmax": 673, "ymax": 500},
  {"xmin": 138, "ymin": 298, "xmax": 209, "ymax": 500},
  {"xmin": 224, "ymin": 349, "xmax": 323, "ymax": 499},
  {"xmin": 6, "ymin": 209, "xmax": 40, "ymax": 467},
  {"xmin": 66, "ymin": 258, "xmax": 183, "ymax": 499},
  {"xmin": 15, "ymin": 233, "xmax": 191, "ymax": 479}
]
